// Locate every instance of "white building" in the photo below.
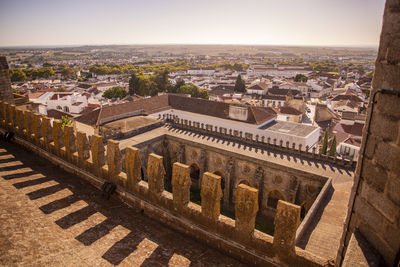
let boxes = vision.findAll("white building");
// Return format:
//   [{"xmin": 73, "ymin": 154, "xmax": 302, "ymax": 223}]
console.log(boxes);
[{"xmin": 187, "ymin": 68, "xmax": 215, "ymax": 76}]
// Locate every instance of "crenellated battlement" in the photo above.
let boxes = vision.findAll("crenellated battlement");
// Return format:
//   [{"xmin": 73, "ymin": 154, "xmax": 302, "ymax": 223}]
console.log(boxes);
[
  {"xmin": 159, "ymin": 113, "xmax": 356, "ymax": 169},
  {"xmin": 0, "ymin": 100, "xmax": 327, "ymax": 266}
]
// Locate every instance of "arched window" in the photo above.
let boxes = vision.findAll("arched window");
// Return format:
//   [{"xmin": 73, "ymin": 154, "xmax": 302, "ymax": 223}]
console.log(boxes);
[
  {"xmin": 56, "ymin": 105, "xmax": 62, "ymax": 110},
  {"xmin": 267, "ymin": 190, "xmax": 285, "ymax": 209}
]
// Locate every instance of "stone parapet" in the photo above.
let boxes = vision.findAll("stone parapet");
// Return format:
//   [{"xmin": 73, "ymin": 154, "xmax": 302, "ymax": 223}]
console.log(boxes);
[
  {"xmin": 0, "ymin": 101, "xmax": 327, "ymax": 267},
  {"xmin": 164, "ymin": 117, "xmax": 356, "ymax": 169}
]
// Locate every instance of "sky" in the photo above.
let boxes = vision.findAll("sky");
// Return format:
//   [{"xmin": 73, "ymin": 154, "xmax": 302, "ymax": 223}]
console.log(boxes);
[{"xmin": 0, "ymin": 0, "xmax": 386, "ymax": 47}]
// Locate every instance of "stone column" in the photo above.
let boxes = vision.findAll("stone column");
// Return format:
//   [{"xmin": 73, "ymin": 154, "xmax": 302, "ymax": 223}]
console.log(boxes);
[
  {"xmin": 8, "ymin": 104, "xmax": 15, "ymax": 130},
  {"xmin": 125, "ymin": 147, "xmax": 142, "ymax": 192},
  {"xmin": 171, "ymin": 162, "xmax": 191, "ymax": 211},
  {"xmin": 90, "ymin": 134, "xmax": 105, "ymax": 177},
  {"xmin": 32, "ymin": 113, "xmax": 42, "ymax": 145},
  {"xmin": 106, "ymin": 139, "xmax": 122, "ymax": 184},
  {"xmin": 23, "ymin": 110, "xmax": 32, "ymax": 140},
  {"xmin": 15, "ymin": 108, "xmax": 23, "ymax": 135},
  {"xmin": 200, "ymin": 172, "xmax": 223, "ymax": 221},
  {"xmin": 273, "ymin": 200, "xmax": 300, "ymax": 255},
  {"xmin": 76, "ymin": 131, "xmax": 90, "ymax": 169},
  {"xmin": 3, "ymin": 102, "xmax": 9, "ymax": 129},
  {"xmin": 40, "ymin": 117, "xmax": 53, "ymax": 149},
  {"xmin": 147, "ymin": 153, "xmax": 165, "ymax": 199},
  {"xmin": 52, "ymin": 120, "xmax": 63, "ymax": 156},
  {"xmin": 63, "ymin": 125, "xmax": 76, "ymax": 162},
  {"xmin": 235, "ymin": 184, "xmax": 258, "ymax": 238}
]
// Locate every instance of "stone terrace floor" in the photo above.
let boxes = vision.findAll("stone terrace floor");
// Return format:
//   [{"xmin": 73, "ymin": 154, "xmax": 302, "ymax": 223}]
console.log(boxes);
[{"xmin": 0, "ymin": 141, "xmax": 245, "ymax": 267}]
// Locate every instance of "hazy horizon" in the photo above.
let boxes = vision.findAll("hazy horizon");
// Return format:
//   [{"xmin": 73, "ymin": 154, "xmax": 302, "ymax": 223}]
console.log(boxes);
[{"xmin": 0, "ymin": 0, "xmax": 386, "ymax": 47}]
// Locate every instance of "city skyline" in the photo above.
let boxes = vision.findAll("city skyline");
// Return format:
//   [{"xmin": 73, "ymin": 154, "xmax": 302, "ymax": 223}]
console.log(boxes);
[{"xmin": 0, "ymin": 0, "xmax": 386, "ymax": 47}]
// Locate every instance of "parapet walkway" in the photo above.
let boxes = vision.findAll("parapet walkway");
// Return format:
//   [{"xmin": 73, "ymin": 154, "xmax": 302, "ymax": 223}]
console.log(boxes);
[
  {"xmin": 0, "ymin": 141, "xmax": 244, "ymax": 266},
  {"xmin": 297, "ymin": 174, "xmax": 353, "ymax": 261},
  {"xmin": 118, "ymin": 125, "xmax": 354, "ymax": 263}
]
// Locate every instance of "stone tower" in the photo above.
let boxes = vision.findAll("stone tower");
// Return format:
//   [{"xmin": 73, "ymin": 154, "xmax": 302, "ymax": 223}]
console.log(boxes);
[
  {"xmin": 0, "ymin": 56, "xmax": 14, "ymax": 104},
  {"xmin": 337, "ymin": 0, "xmax": 400, "ymax": 266}
]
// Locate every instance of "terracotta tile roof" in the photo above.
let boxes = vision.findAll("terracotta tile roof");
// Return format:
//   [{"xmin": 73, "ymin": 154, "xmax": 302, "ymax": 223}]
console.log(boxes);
[
  {"xmin": 333, "ymin": 122, "xmax": 364, "ymax": 137},
  {"xmin": 28, "ymin": 92, "xmax": 45, "ymax": 99},
  {"xmin": 248, "ymin": 107, "xmax": 276, "ymax": 124},
  {"xmin": 344, "ymin": 136, "xmax": 362, "ymax": 147},
  {"xmin": 76, "ymin": 94, "xmax": 278, "ymax": 127},
  {"xmin": 279, "ymin": 106, "xmax": 302, "ymax": 115},
  {"xmin": 47, "ymin": 109, "xmax": 70, "ymax": 120},
  {"xmin": 75, "ymin": 108, "xmax": 101, "ymax": 126},
  {"xmin": 169, "ymin": 95, "xmax": 230, "ymax": 119},
  {"xmin": 268, "ymin": 88, "xmax": 300, "ymax": 96},
  {"xmin": 248, "ymin": 83, "xmax": 268, "ymax": 91},
  {"xmin": 332, "ymin": 94, "xmax": 363, "ymax": 102}
]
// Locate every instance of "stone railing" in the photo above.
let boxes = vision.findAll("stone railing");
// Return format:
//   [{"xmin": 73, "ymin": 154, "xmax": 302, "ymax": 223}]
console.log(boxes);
[
  {"xmin": 0, "ymin": 100, "xmax": 326, "ymax": 267},
  {"xmin": 160, "ymin": 114, "xmax": 356, "ymax": 169}
]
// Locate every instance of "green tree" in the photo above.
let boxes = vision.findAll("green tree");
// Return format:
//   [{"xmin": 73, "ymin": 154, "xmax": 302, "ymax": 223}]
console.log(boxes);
[
  {"xmin": 9, "ymin": 69, "xmax": 26, "ymax": 82},
  {"xmin": 61, "ymin": 67, "xmax": 76, "ymax": 80},
  {"xmin": 102, "ymin": 86, "xmax": 127, "ymax": 99},
  {"xmin": 329, "ymin": 135, "xmax": 337, "ymax": 156},
  {"xmin": 321, "ymin": 130, "xmax": 329, "ymax": 155},
  {"xmin": 152, "ymin": 69, "xmax": 171, "ymax": 93},
  {"xmin": 60, "ymin": 115, "xmax": 72, "ymax": 130},
  {"xmin": 128, "ymin": 72, "xmax": 140, "ymax": 95},
  {"xmin": 294, "ymin": 74, "xmax": 308, "ymax": 82},
  {"xmin": 234, "ymin": 75, "xmax": 246, "ymax": 93}
]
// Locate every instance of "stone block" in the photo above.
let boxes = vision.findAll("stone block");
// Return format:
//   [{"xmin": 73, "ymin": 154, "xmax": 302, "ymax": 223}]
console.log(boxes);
[
  {"xmin": 354, "ymin": 198, "xmax": 384, "ymax": 234},
  {"xmin": 370, "ymin": 111, "xmax": 398, "ymax": 142},
  {"xmin": 76, "ymin": 131, "xmax": 90, "ymax": 168},
  {"xmin": 32, "ymin": 113, "xmax": 42, "ymax": 145},
  {"xmin": 23, "ymin": 110, "xmax": 32, "ymax": 139},
  {"xmin": 273, "ymin": 200, "xmax": 300, "ymax": 254},
  {"xmin": 373, "ymin": 64, "xmax": 400, "ymax": 94},
  {"xmin": 8, "ymin": 104, "xmax": 15, "ymax": 129},
  {"xmin": 3, "ymin": 102, "xmax": 8, "ymax": 127},
  {"xmin": 386, "ymin": 172, "xmax": 400, "ymax": 206},
  {"xmin": 235, "ymin": 184, "xmax": 258, "ymax": 237},
  {"xmin": 171, "ymin": 162, "xmax": 191, "ymax": 210},
  {"xmin": 361, "ymin": 182, "xmax": 398, "ymax": 224},
  {"xmin": 90, "ymin": 134, "xmax": 105, "ymax": 177},
  {"xmin": 375, "ymin": 141, "xmax": 400, "ymax": 173},
  {"xmin": 106, "ymin": 139, "xmax": 122, "ymax": 184},
  {"xmin": 361, "ymin": 158, "xmax": 388, "ymax": 193},
  {"xmin": 63, "ymin": 125, "xmax": 76, "ymax": 162},
  {"xmin": 15, "ymin": 108, "xmax": 23, "ymax": 135},
  {"xmin": 200, "ymin": 172, "xmax": 222, "ymax": 221},
  {"xmin": 377, "ymin": 90, "xmax": 400, "ymax": 118},
  {"xmin": 383, "ymin": 220, "xmax": 400, "ymax": 252},
  {"xmin": 147, "ymin": 153, "xmax": 165, "ymax": 197},
  {"xmin": 40, "ymin": 117, "xmax": 52, "ymax": 149},
  {"xmin": 125, "ymin": 147, "xmax": 142, "ymax": 192},
  {"xmin": 52, "ymin": 120, "xmax": 63, "ymax": 156}
]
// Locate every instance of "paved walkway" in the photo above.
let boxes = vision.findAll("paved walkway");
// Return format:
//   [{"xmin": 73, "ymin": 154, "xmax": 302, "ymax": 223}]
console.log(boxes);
[
  {"xmin": 0, "ymin": 141, "xmax": 245, "ymax": 267},
  {"xmin": 297, "ymin": 173, "xmax": 353, "ymax": 261}
]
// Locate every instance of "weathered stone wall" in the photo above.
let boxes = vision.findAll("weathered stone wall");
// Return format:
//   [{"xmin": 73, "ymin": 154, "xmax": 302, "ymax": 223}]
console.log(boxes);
[
  {"xmin": 0, "ymin": 99, "xmax": 326, "ymax": 267},
  {"xmin": 0, "ymin": 57, "xmax": 14, "ymax": 104},
  {"xmin": 338, "ymin": 1, "xmax": 400, "ymax": 266},
  {"xmin": 164, "ymin": 136, "xmax": 327, "ymax": 219}
]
